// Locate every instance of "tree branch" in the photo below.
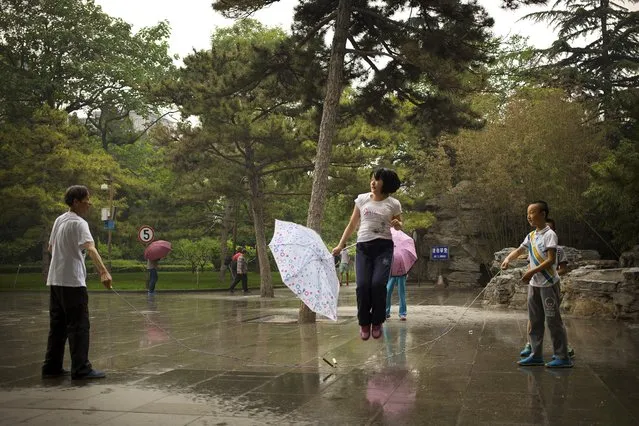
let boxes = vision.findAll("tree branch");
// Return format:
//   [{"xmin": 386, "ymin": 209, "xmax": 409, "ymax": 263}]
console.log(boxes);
[
  {"xmin": 297, "ymin": 11, "xmax": 337, "ymax": 46},
  {"xmin": 201, "ymin": 143, "xmax": 245, "ymax": 167},
  {"xmin": 344, "ymin": 48, "xmax": 403, "ymax": 61},
  {"xmin": 128, "ymin": 110, "xmax": 179, "ymax": 143},
  {"xmin": 261, "ymin": 163, "xmax": 313, "ymax": 177}
]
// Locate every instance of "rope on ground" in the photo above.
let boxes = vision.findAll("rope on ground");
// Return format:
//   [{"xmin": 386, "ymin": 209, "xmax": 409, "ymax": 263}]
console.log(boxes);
[
  {"xmin": 111, "ymin": 272, "xmax": 496, "ymax": 371},
  {"xmin": 333, "ymin": 280, "xmax": 491, "ymax": 369}
]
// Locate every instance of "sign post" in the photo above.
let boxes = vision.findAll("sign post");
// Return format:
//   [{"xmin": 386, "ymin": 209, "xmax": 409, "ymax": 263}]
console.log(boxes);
[
  {"xmin": 430, "ymin": 245, "xmax": 449, "ymax": 287},
  {"xmin": 137, "ymin": 225, "xmax": 155, "ymax": 245},
  {"xmin": 430, "ymin": 245, "xmax": 449, "ymax": 261}
]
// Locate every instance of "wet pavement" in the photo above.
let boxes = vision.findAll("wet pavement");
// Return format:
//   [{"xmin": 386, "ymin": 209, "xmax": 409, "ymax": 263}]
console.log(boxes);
[{"xmin": 0, "ymin": 286, "xmax": 638, "ymax": 425}]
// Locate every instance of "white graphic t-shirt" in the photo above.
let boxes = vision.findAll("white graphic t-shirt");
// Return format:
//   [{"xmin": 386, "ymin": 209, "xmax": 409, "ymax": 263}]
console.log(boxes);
[
  {"xmin": 355, "ymin": 193, "xmax": 402, "ymax": 243},
  {"xmin": 519, "ymin": 226, "xmax": 559, "ymax": 288}
]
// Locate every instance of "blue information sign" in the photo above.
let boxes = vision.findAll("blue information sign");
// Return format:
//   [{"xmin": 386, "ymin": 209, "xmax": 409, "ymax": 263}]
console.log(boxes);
[
  {"xmin": 103, "ymin": 220, "xmax": 116, "ymax": 230},
  {"xmin": 431, "ymin": 245, "xmax": 449, "ymax": 261}
]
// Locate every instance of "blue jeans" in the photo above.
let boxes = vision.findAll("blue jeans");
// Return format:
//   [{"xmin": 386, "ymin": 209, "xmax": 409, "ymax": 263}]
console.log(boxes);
[
  {"xmin": 386, "ymin": 275, "xmax": 407, "ymax": 318},
  {"xmin": 148, "ymin": 269, "xmax": 158, "ymax": 293},
  {"xmin": 355, "ymin": 239, "xmax": 394, "ymax": 326}
]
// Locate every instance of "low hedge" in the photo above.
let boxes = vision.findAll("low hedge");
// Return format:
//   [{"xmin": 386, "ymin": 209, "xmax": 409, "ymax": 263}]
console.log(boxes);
[
  {"xmin": 0, "ymin": 263, "xmax": 41, "ymax": 273},
  {"xmin": 0, "ymin": 261, "xmax": 217, "ymax": 274}
]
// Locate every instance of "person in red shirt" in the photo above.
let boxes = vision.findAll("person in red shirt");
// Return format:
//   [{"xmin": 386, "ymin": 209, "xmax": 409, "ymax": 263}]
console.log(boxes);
[{"xmin": 229, "ymin": 247, "xmax": 249, "ymax": 293}]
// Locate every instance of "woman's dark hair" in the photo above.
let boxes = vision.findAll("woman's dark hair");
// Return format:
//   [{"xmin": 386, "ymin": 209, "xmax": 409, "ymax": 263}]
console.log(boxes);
[
  {"xmin": 531, "ymin": 200, "xmax": 550, "ymax": 220},
  {"xmin": 64, "ymin": 185, "xmax": 89, "ymax": 207},
  {"xmin": 370, "ymin": 168, "xmax": 401, "ymax": 194}
]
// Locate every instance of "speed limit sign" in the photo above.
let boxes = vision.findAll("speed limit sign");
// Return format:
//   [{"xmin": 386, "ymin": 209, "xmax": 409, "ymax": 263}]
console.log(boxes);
[{"xmin": 137, "ymin": 225, "xmax": 155, "ymax": 244}]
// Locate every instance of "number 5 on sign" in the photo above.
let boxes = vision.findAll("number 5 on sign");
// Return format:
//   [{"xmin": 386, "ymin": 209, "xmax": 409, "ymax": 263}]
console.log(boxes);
[{"xmin": 137, "ymin": 225, "xmax": 155, "ymax": 244}]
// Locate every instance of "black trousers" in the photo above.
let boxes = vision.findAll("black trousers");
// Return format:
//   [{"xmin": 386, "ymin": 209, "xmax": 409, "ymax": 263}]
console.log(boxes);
[
  {"xmin": 42, "ymin": 286, "xmax": 92, "ymax": 377},
  {"xmin": 230, "ymin": 273, "xmax": 248, "ymax": 292},
  {"xmin": 355, "ymin": 239, "xmax": 394, "ymax": 326}
]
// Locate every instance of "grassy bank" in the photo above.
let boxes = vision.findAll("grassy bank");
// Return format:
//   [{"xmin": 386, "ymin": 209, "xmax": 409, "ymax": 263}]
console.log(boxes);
[{"xmin": 0, "ymin": 271, "xmax": 284, "ymax": 291}]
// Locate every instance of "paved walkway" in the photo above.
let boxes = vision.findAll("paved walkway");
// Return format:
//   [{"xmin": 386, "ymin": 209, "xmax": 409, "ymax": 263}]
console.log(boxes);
[{"xmin": 0, "ymin": 286, "xmax": 637, "ymax": 425}]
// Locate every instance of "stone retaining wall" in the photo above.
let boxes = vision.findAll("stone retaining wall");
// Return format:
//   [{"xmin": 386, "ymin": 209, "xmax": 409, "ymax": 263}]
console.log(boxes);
[{"xmin": 483, "ymin": 247, "xmax": 639, "ymax": 320}]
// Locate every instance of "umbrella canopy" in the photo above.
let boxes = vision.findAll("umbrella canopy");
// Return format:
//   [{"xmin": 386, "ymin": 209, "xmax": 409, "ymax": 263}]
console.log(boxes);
[
  {"xmin": 268, "ymin": 220, "xmax": 339, "ymax": 321},
  {"xmin": 144, "ymin": 240, "xmax": 172, "ymax": 261},
  {"xmin": 390, "ymin": 228, "xmax": 417, "ymax": 276}
]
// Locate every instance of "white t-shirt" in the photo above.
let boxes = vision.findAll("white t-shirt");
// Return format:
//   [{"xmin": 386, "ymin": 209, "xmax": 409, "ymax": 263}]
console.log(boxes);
[
  {"xmin": 355, "ymin": 193, "xmax": 402, "ymax": 243},
  {"xmin": 556, "ymin": 246, "xmax": 568, "ymax": 267},
  {"xmin": 519, "ymin": 226, "xmax": 559, "ymax": 287},
  {"xmin": 340, "ymin": 250, "xmax": 349, "ymax": 264},
  {"xmin": 47, "ymin": 212, "xmax": 94, "ymax": 287}
]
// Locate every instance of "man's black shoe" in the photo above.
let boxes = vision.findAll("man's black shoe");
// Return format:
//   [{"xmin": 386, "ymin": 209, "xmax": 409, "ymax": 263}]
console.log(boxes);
[{"xmin": 71, "ymin": 369, "xmax": 106, "ymax": 380}]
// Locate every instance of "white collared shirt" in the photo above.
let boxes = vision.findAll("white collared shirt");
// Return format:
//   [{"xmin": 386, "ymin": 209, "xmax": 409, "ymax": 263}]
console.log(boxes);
[{"xmin": 46, "ymin": 212, "xmax": 94, "ymax": 287}]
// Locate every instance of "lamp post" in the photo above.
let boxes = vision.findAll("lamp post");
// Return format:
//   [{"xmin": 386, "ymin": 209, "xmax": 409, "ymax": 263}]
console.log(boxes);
[{"xmin": 101, "ymin": 177, "xmax": 114, "ymax": 272}]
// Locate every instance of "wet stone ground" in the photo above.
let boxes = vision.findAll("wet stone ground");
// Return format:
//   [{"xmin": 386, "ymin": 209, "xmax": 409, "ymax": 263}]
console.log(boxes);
[{"xmin": 0, "ymin": 286, "xmax": 638, "ymax": 425}]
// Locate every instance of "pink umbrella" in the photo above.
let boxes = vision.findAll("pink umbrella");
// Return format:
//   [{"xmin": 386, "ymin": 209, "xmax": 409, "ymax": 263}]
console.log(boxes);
[
  {"xmin": 390, "ymin": 228, "xmax": 417, "ymax": 276},
  {"xmin": 144, "ymin": 240, "xmax": 172, "ymax": 261}
]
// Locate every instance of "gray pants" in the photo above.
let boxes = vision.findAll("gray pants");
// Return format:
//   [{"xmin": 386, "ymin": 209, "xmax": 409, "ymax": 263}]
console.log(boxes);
[{"xmin": 528, "ymin": 283, "xmax": 569, "ymax": 360}]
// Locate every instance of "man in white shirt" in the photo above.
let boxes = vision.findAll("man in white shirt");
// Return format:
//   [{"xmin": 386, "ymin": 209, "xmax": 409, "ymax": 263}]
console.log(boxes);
[
  {"xmin": 339, "ymin": 249, "xmax": 350, "ymax": 286},
  {"xmin": 42, "ymin": 185, "xmax": 112, "ymax": 380}
]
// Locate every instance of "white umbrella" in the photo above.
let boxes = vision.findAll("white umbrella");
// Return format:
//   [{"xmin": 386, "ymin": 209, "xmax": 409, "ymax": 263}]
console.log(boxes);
[{"xmin": 268, "ymin": 220, "xmax": 339, "ymax": 321}]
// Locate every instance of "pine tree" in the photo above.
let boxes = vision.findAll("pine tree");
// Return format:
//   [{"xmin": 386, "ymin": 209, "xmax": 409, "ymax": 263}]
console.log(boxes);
[
  {"xmin": 166, "ymin": 20, "xmax": 318, "ymax": 298},
  {"xmin": 522, "ymin": 0, "xmax": 639, "ymax": 133},
  {"xmin": 214, "ymin": 0, "xmax": 495, "ymax": 322}
]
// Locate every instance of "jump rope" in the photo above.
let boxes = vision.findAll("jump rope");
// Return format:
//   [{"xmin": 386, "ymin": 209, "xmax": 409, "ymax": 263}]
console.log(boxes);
[
  {"xmin": 108, "ymin": 269, "xmax": 497, "ymax": 371},
  {"xmin": 105, "ymin": 206, "xmax": 611, "ymax": 371}
]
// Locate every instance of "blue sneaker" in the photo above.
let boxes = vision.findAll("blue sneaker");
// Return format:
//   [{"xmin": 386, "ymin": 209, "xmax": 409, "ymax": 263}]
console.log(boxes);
[
  {"xmin": 545, "ymin": 358, "xmax": 573, "ymax": 368},
  {"xmin": 552, "ymin": 346, "xmax": 576, "ymax": 360},
  {"xmin": 520, "ymin": 342, "xmax": 532, "ymax": 357},
  {"xmin": 517, "ymin": 355, "xmax": 545, "ymax": 366}
]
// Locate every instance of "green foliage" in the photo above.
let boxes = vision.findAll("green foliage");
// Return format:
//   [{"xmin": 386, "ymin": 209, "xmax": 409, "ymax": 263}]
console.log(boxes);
[
  {"xmin": 585, "ymin": 138, "xmax": 639, "ymax": 250},
  {"xmin": 522, "ymin": 0, "xmax": 639, "ymax": 127},
  {"xmin": 0, "ymin": 0, "xmax": 175, "ymax": 146},
  {"xmin": 0, "ymin": 107, "xmax": 124, "ymax": 263},
  {"xmin": 449, "ymin": 88, "xmax": 605, "ymax": 249},
  {"xmin": 284, "ymin": 0, "xmax": 496, "ymax": 137},
  {"xmin": 172, "ymin": 238, "xmax": 221, "ymax": 273}
]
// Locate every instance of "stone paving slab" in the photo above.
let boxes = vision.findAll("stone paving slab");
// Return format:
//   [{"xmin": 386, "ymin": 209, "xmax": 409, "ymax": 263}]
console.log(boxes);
[{"xmin": 0, "ymin": 287, "xmax": 638, "ymax": 425}]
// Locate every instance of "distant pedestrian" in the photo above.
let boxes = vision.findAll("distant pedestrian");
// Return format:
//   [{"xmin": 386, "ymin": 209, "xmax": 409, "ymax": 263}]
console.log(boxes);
[
  {"xmin": 230, "ymin": 247, "xmax": 242, "ymax": 282},
  {"xmin": 43, "ymin": 185, "xmax": 111, "ymax": 380},
  {"xmin": 332, "ymin": 168, "xmax": 402, "ymax": 341},
  {"xmin": 339, "ymin": 249, "xmax": 350, "ymax": 286},
  {"xmin": 501, "ymin": 201, "xmax": 573, "ymax": 368},
  {"xmin": 147, "ymin": 258, "xmax": 159, "ymax": 295},
  {"xmin": 229, "ymin": 247, "xmax": 249, "ymax": 293},
  {"xmin": 386, "ymin": 274, "xmax": 407, "ymax": 321}
]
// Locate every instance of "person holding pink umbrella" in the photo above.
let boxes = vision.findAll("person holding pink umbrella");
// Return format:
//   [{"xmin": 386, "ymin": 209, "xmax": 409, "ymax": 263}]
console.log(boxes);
[
  {"xmin": 146, "ymin": 258, "xmax": 159, "ymax": 295},
  {"xmin": 386, "ymin": 228, "xmax": 417, "ymax": 321},
  {"xmin": 144, "ymin": 240, "xmax": 171, "ymax": 295}
]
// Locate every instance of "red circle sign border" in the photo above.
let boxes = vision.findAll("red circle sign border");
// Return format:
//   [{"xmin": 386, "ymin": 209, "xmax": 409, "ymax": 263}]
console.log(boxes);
[{"xmin": 137, "ymin": 225, "xmax": 156, "ymax": 244}]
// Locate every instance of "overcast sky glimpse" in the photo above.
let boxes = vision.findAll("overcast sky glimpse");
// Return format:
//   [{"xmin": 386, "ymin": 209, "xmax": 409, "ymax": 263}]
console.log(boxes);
[{"xmin": 94, "ymin": 0, "xmax": 637, "ymax": 60}]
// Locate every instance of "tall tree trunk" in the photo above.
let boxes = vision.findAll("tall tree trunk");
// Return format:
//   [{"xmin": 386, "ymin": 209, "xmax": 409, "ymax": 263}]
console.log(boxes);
[
  {"xmin": 300, "ymin": 0, "xmax": 352, "ymax": 323},
  {"xmin": 248, "ymin": 170, "xmax": 274, "ymax": 297},
  {"xmin": 218, "ymin": 198, "xmax": 235, "ymax": 281}
]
